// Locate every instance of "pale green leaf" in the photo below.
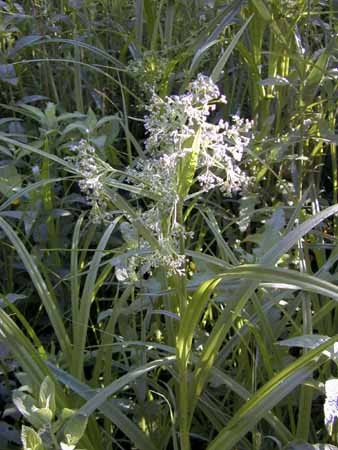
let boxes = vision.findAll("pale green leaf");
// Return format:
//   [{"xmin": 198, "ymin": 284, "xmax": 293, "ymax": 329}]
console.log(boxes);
[
  {"xmin": 21, "ymin": 426, "xmax": 44, "ymax": 450},
  {"xmin": 63, "ymin": 414, "xmax": 88, "ymax": 445}
]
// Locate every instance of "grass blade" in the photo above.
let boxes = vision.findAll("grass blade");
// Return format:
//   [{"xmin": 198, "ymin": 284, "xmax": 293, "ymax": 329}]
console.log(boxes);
[
  {"xmin": 0, "ymin": 217, "xmax": 72, "ymax": 364},
  {"xmin": 207, "ymin": 335, "xmax": 338, "ymax": 450},
  {"xmin": 46, "ymin": 361, "xmax": 159, "ymax": 450}
]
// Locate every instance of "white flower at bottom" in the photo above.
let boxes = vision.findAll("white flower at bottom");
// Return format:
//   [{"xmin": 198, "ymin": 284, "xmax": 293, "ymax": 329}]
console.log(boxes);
[{"xmin": 324, "ymin": 379, "xmax": 338, "ymax": 435}]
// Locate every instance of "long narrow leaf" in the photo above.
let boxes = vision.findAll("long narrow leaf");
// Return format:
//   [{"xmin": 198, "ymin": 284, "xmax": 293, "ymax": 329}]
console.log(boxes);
[
  {"xmin": 211, "ymin": 15, "xmax": 253, "ymax": 83},
  {"xmin": 72, "ymin": 218, "xmax": 121, "ymax": 378},
  {"xmin": 207, "ymin": 335, "xmax": 338, "ymax": 450},
  {"xmin": 0, "ymin": 217, "xmax": 72, "ymax": 363},
  {"xmin": 46, "ymin": 361, "xmax": 159, "ymax": 450}
]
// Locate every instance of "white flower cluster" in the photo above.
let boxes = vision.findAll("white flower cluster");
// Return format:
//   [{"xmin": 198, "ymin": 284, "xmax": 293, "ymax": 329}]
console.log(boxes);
[
  {"xmin": 119, "ymin": 75, "xmax": 252, "ymax": 281},
  {"xmin": 67, "ymin": 140, "xmax": 110, "ymax": 222},
  {"xmin": 324, "ymin": 379, "xmax": 338, "ymax": 436},
  {"xmin": 116, "ymin": 210, "xmax": 192, "ymax": 281},
  {"xmin": 128, "ymin": 73, "xmax": 252, "ymax": 201},
  {"xmin": 69, "ymin": 76, "xmax": 253, "ymax": 281}
]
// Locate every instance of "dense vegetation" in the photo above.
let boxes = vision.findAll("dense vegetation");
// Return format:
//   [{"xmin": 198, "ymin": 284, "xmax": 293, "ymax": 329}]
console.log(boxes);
[{"xmin": 0, "ymin": 1, "xmax": 338, "ymax": 449}]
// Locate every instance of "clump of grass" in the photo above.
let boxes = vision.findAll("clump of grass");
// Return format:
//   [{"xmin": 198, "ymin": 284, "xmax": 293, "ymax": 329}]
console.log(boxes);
[{"xmin": 0, "ymin": 1, "xmax": 337, "ymax": 450}]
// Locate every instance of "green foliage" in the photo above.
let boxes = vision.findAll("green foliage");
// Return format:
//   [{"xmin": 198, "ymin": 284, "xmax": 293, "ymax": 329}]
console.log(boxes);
[
  {"xmin": 13, "ymin": 376, "xmax": 88, "ymax": 450},
  {"xmin": 0, "ymin": 1, "xmax": 337, "ymax": 450}
]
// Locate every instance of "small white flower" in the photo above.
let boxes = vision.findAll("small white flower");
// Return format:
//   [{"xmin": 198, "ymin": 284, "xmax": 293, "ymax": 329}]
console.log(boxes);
[
  {"xmin": 32, "ymin": 165, "xmax": 40, "ymax": 176},
  {"xmin": 66, "ymin": 140, "xmax": 111, "ymax": 222},
  {"xmin": 324, "ymin": 379, "xmax": 338, "ymax": 435}
]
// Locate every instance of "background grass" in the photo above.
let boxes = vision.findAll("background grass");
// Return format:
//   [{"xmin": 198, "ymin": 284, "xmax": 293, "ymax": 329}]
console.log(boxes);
[{"xmin": 0, "ymin": 1, "xmax": 337, "ymax": 449}]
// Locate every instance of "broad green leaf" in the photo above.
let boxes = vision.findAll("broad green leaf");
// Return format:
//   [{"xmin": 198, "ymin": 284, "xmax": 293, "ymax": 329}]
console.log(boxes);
[
  {"xmin": 21, "ymin": 426, "xmax": 44, "ymax": 450},
  {"xmin": 0, "ymin": 64, "xmax": 18, "ymax": 86},
  {"xmin": 62, "ymin": 414, "xmax": 88, "ymax": 445},
  {"xmin": 305, "ymin": 38, "xmax": 336, "ymax": 88},
  {"xmin": 252, "ymin": 207, "xmax": 286, "ymax": 258},
  {"xmin": 277, "ymin": 335, "xmax": 338, "ymax": 365},
  {"xmin": 0, "ymin": 164, "xmax": 21, "ymax": 197},
  {"xmin": 39, "ymin": 376, "xmax": 56, "ymax": 417},
  {"xmin": 13, "ymin": 391, "xmax": 51, "ymax": 429},
  {"xmin": 11, "ymin": 35, "xmax": 42, "ymax": 54},
  {"xmin": 276, "ymin": 335, "xmax": 332, "ymax": 349},
  {"xmin": 62, "ymin": 122, "xmax": 91, "ymax": 136}
]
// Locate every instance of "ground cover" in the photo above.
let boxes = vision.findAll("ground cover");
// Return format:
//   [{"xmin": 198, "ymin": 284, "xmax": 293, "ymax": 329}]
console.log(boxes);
[{"xmin": 0, "ymin": 1, "xmax": 337, "ymax": 449}]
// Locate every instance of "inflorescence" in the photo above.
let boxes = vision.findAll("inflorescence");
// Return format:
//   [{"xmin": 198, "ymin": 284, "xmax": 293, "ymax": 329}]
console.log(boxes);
[{"xmin": 71, "ymin": 74, "xmax": 253, "ymax": 281}]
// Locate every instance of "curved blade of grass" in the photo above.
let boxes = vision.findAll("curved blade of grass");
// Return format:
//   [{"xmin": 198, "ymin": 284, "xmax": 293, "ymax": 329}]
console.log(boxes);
[
  {"xmin": 191, "ymin": 204, "xmax": 338, "ymax": 408},
  {"xmin": 261, "ymin": 203, "xmax": 338, "ymax": 265},
  {"xmin": 0, "ymin": 135, "xmax": 78, "ymax": 173},
  {"xmin": 189, "ymin": 39, "xmax": 219, "ymax": 76},
  {"xmin": 13, "ymin": 58, "xmax": 133, "ymax": 99},
  {"xmin": 0, "ymin": 136, "xmax": 147, "ymax": 200},
  {"xmin": 211, "ymin": 15, "xmax": 253, "ymax": 83},
  {"xmin": 0, "ymin": 308, "xmax": 50, "ymax": 388},
  {"xmin": 0, "ymin": 217, "xmax": 72, "ymax": 364},
  {"xmin": 180, "ymin": 264, "xmax": 338, "ymax": 366},
  {"xmin": 0, "ymin": 177, "xmax": 74, "ymax": 212},
  {"xmin": 46, "ymin": 361, "xmax": 159, "ymax": 450},
  {"xmin": 70, "ymin": 214, "xmax": 85, "ymax": 343},
  {"xmin": 180, "ymin": 263, "xmax": 338, "ymax": 423},
  {"xmin": 72, "ymin": 217, "xmax": 121, "ymax": 379},
  {"xmin": 206, "ymin": 334, "xmax": 338, "ymax": 450},
  {"xmin": 176, "ymin": 278, "xmax": 220, "ymax": 364},
  {"xmin": 193, "ymin": 0, "xmax": 242, "ymax": 52},
  {"xmin": 176, "ymin": 277, "xmax": 221, "ymax": 450},
  {"xmin": 216, "ymin": 265, "xmax": 338, "ymax": 301},
  {"xmin": 251, "ymin": 0, "xmax": 272, "ymax": 21},
  {"xmin": 14, "ymin": 37, "xmax": 124, "ymax": 68},
  {"xmin": 1, "ymin": 295, "xmax": 46, "ymax": 358},
  {"xmin": 77, "ymin": 355, "xmax": 175, "ymax": 416},
  {"xmin": 200, "ymin": 208, "xmax": 239, "ymax": 264},
  {"xmin": 209, "ymin": 367, "xmax": 294, "ymax": 444}
]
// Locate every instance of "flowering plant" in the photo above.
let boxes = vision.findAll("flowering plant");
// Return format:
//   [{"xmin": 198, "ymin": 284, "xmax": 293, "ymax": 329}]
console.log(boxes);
[{"xmin": 71, "ymin": 74, "xmax": 252, "ymax": 281}]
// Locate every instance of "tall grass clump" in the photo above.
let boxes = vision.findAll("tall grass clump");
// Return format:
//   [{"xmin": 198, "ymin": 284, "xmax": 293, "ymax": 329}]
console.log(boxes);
[{"xmin": 0, "ymin": 1, "xmax": 337, "ymax": 449}]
